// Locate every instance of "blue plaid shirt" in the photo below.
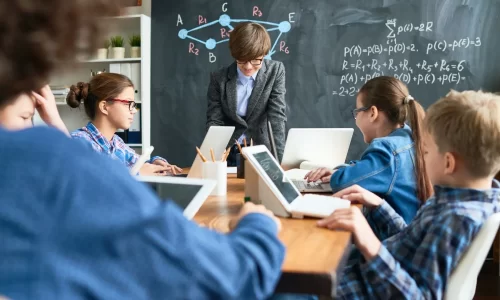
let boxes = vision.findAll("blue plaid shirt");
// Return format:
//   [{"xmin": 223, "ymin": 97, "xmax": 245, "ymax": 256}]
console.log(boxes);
[
  {"xmin": 336, "ymin": 180, "xmax": 500, "ymax": 299},
  {"xmin": 71, "ymin": 122, "xmax": 167, "ymax": 171}
]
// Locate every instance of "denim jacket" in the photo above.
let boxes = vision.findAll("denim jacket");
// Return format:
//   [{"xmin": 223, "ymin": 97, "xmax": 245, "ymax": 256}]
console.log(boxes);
[{"xmin": 330, "ymin": 125, "xmax": 419, "ymax": 224}]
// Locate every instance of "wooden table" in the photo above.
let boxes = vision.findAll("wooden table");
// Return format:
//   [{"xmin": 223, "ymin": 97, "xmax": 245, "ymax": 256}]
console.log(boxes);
[{"xmin": 193, "ymin": 174, "xmax": 353, "ymax": 296}]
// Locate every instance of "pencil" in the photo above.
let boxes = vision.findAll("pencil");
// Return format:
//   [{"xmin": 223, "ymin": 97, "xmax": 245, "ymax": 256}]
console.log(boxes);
[
  {"xmin": 223, "ymin": 147, "xmax": 231, "ymax": 161},
  {"xmin": 235, "ymin": 139, "xmax": 243, "ymax": 153},
  {"xmin": 221, "ymin": 149, "xmax": 227, "ymax": 161},
  {"xmin": 210, "ymin": 148, "xmax": 216, "ymax": 162},
  {"xmin": 243, "ymin": 137, "xmax": 247, "ymax": 147},
  {"xmin": 196, "ymin": 146, "xmax": 207, "ymax": 162},
  {"xmin": 250, "ymin": 138, "xmax": 253, "ymax": 146}
]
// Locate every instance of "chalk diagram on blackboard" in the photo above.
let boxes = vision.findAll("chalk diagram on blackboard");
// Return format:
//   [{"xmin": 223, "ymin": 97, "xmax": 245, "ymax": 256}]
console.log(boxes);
[{"xmin": 178, "ymin": 14, "xmax": 291, "ymax": 59}]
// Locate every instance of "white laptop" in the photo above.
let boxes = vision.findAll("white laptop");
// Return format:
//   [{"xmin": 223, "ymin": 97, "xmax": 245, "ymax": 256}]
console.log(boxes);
[
  {"xmin": 179, "ymin": 126, "xmax": 235, "ymax": 178},
  {"xmin": 242, "ymin": 145, "xmax": 350, "ymax": 218},
  {"xmin": 130, "ymin": 146, "xmax": 155, "ymax": 175},
  {"xmin": 137, "ymin": 176, "xmax": 216, "ymax": 220},
  {"xmin": 281, "ymin": 128, "xmax": 354, "ymax": 193}
]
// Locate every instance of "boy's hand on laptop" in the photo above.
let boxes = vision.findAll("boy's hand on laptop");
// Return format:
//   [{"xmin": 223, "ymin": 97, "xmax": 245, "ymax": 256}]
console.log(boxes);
[
  {"xmin": 153, "ymin": 160, "xmax": 183, "ymax": 175},
  {"xmin": 304, "ymin": 167, "xmax": 334, "ymax": 183},
  {"xmin": 317, "ymin": 206, "xmax": 381, "ymax": 261},
  {"xmin": 333, "ymin": 185, "xmax": 382, "ymax": 207},
  {"xmin": 139, "ymin": 163, "xmax": 170, "ymax": 176},
  {"xmin": 230, "ymin": 202, "xmax": 282, "ymax": 232}
]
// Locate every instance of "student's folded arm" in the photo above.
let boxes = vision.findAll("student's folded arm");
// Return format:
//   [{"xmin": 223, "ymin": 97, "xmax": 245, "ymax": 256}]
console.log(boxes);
[
  {"xmin": 206, "ymin": 72, "xmax": 225, "ymax": 131},
  {"xmin": 266, "ymin": 62, "xmax": 287, "ymax": 160},
  {"xmin": 359, "ymin": 216, "xmax": 478, "ymax": 299},
  {"xmin": 366, "ymin": 200, "xmax": 408, "ymax": 240},
  {"xmin": 330, "ymin": 140, "xmax": 392, "ymax": 193},
  {"xmin": 53, "ymin": 152, "xmax": 285, "ymax": 299}
]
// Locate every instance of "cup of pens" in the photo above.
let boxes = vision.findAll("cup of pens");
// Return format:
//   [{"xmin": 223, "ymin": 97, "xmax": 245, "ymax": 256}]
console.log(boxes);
[{"xmin": 197, "ymin": 146, "xmax": 230, "ymax": 196}]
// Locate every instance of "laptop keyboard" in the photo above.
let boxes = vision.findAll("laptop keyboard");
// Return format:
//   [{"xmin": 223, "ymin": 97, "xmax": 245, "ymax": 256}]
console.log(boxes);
[{"xmin": 292, "ymin": 180, "xmax": 325, "ymax": 191}]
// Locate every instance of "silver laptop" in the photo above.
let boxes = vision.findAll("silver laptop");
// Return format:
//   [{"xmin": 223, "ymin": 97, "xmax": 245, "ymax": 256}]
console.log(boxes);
[
  {"xmin": 267, "ymin": 123, "xmax": 330, "ymax": 192},
  {"xmin": 290, "ymin": 179, "xmax": 333, "ymax": 193},
  {"xmin": 138, "ymin": 176, "xmax": 216, "ymax": 220},
  {"xmin": 281, "ymin": 128, "xmax": 353, "ymax": 193},
  {"xmin": 180, "ymin": 126, "xmax": 235, "ymax": 178}
]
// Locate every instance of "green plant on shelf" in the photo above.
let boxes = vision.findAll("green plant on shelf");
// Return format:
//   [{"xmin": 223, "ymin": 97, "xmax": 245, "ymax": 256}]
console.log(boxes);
[
  {"xmin": 129, "ymin": 34, "xmax": 141, "ymax": 47},
  {"xmin": 103, "ymin": 39, "xmax": 110, "ymax": 49},
  {"xmin": 110, "ymin": 36, "xmax": 124, "ymax": 47}
]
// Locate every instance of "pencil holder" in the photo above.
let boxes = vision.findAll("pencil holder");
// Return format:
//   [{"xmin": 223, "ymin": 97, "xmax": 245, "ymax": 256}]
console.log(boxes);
[
  {"xmin": 202, "ymin": 161, "xmax": 227, "ymax": 196},
  {"xmin": 236, "ymin": 153, "xmax": 245, "ymax": 179}
]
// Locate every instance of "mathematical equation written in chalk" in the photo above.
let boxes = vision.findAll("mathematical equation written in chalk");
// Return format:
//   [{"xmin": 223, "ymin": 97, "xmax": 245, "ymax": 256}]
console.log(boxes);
[{"xmin": 334, "ymin": 19, "xmax": 481, "ymax": 96}]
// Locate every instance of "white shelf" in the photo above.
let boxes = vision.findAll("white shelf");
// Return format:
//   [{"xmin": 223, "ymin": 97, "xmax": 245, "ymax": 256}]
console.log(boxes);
[
  {"xmin": 40, "ymin": 13, "xmax": 152, "ymax": 152},
  {"xmin": 81, "ymin": 58, "xmax": 141, "ymax": 63}
]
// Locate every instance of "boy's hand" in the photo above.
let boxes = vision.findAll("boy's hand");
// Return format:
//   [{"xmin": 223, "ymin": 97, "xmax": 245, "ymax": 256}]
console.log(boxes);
[
  {"xmin": 230, "ymin": 202, "xmax": 281, "ymax": 232},
  {"xmin": 317, "ymin": 206, "xmax": 381, "ymax": 261},
  {"xmin": 333, "ymin": 184, "xmax": 383, "ymax": 208}
]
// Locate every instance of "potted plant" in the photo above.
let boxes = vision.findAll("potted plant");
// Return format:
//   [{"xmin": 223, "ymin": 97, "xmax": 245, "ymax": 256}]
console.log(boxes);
[
  {"xmin": 110, "ymin": 35, "xmax": 125, "ymax": 59},
  {"xmin": 129, "ymin": 34, "xmax": 141, "ymax": 58},
  {"xmin": 96, "ymin": 39, "xmax": 110, "ymax": 60}
]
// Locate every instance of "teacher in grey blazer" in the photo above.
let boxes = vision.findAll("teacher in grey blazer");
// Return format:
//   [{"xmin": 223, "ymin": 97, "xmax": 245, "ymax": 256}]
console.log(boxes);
[{"xmin": 206, "ymin": 22, "xmax": 287, "ymax": 165}]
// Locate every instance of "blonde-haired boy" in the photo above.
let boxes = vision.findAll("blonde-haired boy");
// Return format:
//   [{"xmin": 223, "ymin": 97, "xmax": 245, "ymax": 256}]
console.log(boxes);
[{"xmin": 317, "ymin": 90, "xmax": 500, "ymax": 299}]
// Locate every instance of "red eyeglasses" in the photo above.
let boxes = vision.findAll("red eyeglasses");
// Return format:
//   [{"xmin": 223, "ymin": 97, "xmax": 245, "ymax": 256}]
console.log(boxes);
[{"xmin": 107, "ymin": 98, "xmax": 137, "ymax": 111}]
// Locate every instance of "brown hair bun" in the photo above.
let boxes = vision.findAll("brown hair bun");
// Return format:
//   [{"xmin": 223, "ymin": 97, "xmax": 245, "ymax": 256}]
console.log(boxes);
[{"xmin": 66, "ymin": 82, "xmax": 90, "ymax": 108}]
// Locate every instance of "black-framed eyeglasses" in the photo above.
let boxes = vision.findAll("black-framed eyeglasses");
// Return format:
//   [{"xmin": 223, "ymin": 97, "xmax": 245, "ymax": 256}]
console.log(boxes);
[
  {"xmin": 236, "ymin": 59, "xmax": 263, "ymax": 66},
  {"xmin": 351, "ymin": 107, "xmax": 369, "ymax": 119},
  {"xmin": 108, "ymin": 98, "xmax": 137, "ymax": 111}
]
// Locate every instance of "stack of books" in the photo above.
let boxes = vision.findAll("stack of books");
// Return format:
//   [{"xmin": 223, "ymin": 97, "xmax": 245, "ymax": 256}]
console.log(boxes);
[{"xmin": 50, "ymin": 86, "xmax": 70, "ymax": 103}]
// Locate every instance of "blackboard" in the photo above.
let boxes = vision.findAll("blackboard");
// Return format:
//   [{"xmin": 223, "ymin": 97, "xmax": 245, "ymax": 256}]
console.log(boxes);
[{"xmin": 151, "ymin": 0, "xmax": 500, "ymax": 167}]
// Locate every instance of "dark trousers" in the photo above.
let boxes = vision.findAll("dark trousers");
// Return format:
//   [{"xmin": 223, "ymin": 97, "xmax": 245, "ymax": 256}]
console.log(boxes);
[{"xmin": 226, "ymin": 144, "xmax": 241, "ymax": 167}]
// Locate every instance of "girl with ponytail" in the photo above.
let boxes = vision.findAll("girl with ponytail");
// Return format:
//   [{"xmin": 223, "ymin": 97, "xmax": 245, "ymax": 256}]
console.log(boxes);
[{"xmin": 306, "ymin": 76, "xmax": 432, "ymax": 237}]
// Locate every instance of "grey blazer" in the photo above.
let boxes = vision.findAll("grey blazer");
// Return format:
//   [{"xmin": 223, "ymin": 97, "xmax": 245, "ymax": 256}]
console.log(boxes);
[{"xmin": 206, "ymin": 59, "xmax": 287, "ymax": 161}]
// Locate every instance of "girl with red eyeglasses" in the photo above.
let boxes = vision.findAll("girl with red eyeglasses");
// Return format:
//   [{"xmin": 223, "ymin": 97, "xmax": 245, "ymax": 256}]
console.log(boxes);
[{"xmin": 67, "ymin": 73, "xmax": 181, "ymax": 176}]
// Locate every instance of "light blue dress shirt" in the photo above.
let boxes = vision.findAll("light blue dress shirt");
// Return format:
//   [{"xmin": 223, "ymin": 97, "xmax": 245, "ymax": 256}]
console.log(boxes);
[{"xmin": 236, "ymin": 68, "xmax": 258, "ymax": 143}]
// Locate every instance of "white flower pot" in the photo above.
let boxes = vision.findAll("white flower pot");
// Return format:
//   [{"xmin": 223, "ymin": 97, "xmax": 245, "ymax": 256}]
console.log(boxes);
[
  {"xmin": 112, "ymin": 47, "xmax": 125, "ymax": 59},
  {"xmin": 130, "ymin": 47, "xmax": 141, "ymax": 58},
  {"xmin": 96, "ymin": 48, "xmax": 108, "ymax": 60}
]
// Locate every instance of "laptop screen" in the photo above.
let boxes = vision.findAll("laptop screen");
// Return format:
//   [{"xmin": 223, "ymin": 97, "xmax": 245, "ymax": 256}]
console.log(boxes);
[
  {"xmin": 146, "ymin": 182, "xmax": 203, "ymax": 209},
  {"xmin": 251, "ymin": 151, "xmax": 300, "ymax": 203}
]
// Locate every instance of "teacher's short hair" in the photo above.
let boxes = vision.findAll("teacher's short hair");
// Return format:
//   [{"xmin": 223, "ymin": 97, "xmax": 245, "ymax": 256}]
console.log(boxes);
[{"xmin": 229, "ymin": 22, "xmax": 271, "ymax": 62}]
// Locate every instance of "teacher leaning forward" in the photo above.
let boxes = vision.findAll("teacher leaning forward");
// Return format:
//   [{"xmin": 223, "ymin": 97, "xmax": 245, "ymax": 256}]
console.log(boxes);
[{"xmin": 206, "ymin": 22, "xmax": 287, "ymax": 166}]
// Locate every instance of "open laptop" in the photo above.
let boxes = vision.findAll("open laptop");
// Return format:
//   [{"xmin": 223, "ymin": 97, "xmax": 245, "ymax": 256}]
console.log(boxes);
[
  {"xmin": 130, "ymin": 146, "xmax": 155, "ymax": 175},
  {"xmin": 242, "ymin": 145, "xmax": 350, "ymax": 218},
  {"xmin": 137, "ymin": 176, "xmax": 216, "ymax": 220},
  {"xmin": 175, "ymin": 126, "xmax": 235, "ymax": 178},
  {"xmin": 281, "ymin": 128, "xmax": 354, "ymax": 193},
  {"xmin": 268, "ymin": 125, "xmax": 332, "ymax": 193}
]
